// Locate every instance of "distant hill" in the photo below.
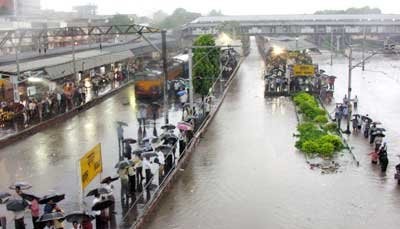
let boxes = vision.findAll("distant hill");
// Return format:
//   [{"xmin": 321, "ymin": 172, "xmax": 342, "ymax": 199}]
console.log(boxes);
[{"xmin": 315, "ymin": 6, "xmax": 381, "ymax": 15}]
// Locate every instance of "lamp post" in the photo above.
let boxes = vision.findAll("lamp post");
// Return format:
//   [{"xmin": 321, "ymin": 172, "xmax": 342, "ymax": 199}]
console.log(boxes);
[
  {"xmin": 161, "ymin": 30, "xmax": 169, "ymax": 124},
  {"xmin": 72, "ymin": 40, "xmax": 78, "ymax": 81},
  {"xmin": 343, "ymin": 46, "xmax": 353, "ymax": 134}
]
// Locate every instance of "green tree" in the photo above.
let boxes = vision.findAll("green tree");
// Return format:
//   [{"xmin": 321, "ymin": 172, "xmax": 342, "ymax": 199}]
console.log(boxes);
[
  {"xmin": 193, "ymin": 35, "xmax": 220, "ymax": 96},
  {"xmin": 315, "ymin": 6, "xmax": 381, "ymax": 14},
  {"xmin": 218, "ymin": 21, "xmax": 240, "ymax": 39},
  {"xmin": 208, "ymin": 9, "xmax": 223, "ymax": 16},
  {"xmin": 108, "ymin": 14, "xmax": 132, "ymax": 25},
  {"xmin": 158, "ymin": 8, "xmax": 201, "ymax": 29},
  {"xmin": 152, "ymin": 10, "xmax": 168, "ymax": 24}
]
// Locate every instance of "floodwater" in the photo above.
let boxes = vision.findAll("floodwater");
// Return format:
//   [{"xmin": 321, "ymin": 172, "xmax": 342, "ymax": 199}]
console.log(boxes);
[
  {"xmin": 145, "ymin": 39, "xmax": 400, "ymax": 229},
  {"xmin": 0, "ymin": 85, "xmax": 183, "ymax": 225}
]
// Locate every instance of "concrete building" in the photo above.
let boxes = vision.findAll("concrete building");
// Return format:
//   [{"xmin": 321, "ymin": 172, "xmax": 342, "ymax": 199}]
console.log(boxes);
[{"xmin": 16, "ymin": 0, "xmax": 41, "ymax": 16}]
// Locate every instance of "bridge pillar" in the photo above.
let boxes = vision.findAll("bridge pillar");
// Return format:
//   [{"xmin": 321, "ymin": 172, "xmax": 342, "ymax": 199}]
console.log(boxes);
[{"xmin": 336, "ymin": 35, "xmax": 341, "ymax": 51}]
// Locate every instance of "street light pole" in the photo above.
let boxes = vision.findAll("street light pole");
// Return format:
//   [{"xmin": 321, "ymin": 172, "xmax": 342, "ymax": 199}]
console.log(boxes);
[
  {"xmin": 330, "ymin": 30, "xmax": 333, "ymax": 66},
  {"xmin": 161, "ymin": 30, "xmax": 169, "ymax": 124},
  {"xmin": 188, "ymin": 48, "xmax": 194, "ymax": 109},
  {"xmin": 362, "ymin": 27, "xmax": 366, "ymax": 71},
  {"xmin": 72, "ymin": 40, "xmax": 77, "ymax": 81},
  {"xmin": 344, "ymin": 46, "xmax": 353, "ymax": 134},
  {"xmin": 13, "ymin": 43, "xmax": 21, "ymax": 102}
]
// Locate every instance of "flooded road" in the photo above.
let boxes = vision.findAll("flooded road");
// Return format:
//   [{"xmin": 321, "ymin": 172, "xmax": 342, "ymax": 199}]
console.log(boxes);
[
  {"xmin": 0, "ymin": 85, "xmax": 183, "ymax": 224},
  {"xmin": 145, "ymin": 39, "xmax": 400, "ymax": 229}
]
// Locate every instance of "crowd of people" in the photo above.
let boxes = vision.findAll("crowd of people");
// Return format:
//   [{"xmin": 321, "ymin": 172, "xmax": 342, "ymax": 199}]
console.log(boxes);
[
  {"xmin": 0, "ymin": 71, "xmax": 128, "ymax": 130},
  {"xmin": 332, "ymin": 95, "xmax": 393, "ymax": 173},
  {"xmin": 115, "ymin": 104, "xmax": 197, "ymax": 215}
]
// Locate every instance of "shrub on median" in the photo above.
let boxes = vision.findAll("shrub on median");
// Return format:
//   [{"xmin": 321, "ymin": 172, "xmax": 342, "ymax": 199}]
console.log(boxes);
[{"xmin": 293, "ymin": 93, "xmax": 343, "ymax": 158}]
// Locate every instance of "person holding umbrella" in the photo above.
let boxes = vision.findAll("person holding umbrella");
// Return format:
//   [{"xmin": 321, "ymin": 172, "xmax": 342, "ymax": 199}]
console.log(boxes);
[
  {"xmin": 70, "ymin": 221, "xmax": 79, "ymax": 229},
  {"xmin": 142, "ymin": 156, "xmax": 152, "ymax": 200},
  {"xmin": 100, "ymin": 180, "xmax": 116, "ymax": 227},
  {"xmin": 378, "ymin": 143, "xmax": 389, "ymax": 173},
  {"xmin": 6, "ymin": 199, "xmax": 28, "ymax": 229},
  {"xmin": 92, "ymin": 193, "xmax": 101, "ymax": 229},
  {"xmin": 28, "ymin": 196, "xmax": 40, "ymax": 229}
]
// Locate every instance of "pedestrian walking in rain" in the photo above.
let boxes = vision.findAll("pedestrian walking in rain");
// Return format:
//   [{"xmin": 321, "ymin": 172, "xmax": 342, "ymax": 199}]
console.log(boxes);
[
  {"xmin": 124, "ymin": 142, "xmax": 132, "ymax": 160},
  {"xmin": 71, "ymin": 221, "xmax": 79, "ymax": 229},
  {"xmin": 151, "ymin": 158, "xmax": 161, "ymax": 187},
  {"xmin": 127, "ymin": 163, "xmax": 136, "ymax": 197},
  {"xmin": 343, "ymin": 94, "xmax": 348, "ymax": 105},
  {"xmin": 156, "ymin": 148, "xmax": 165, "ymax": 180},
  {"xmin": 143, "ymin": 156, "xmax": 152, "ymax": 200},
  {"xmin": 368, "ymin": 150, "xmax": 379, "ymax": 164},
  {"xmin": 101, "ymin": 180, "xmax": 116, "ymax": 228},
  {"xmin": 92, "ymin": 193, "xmax": 101, "ymax": 229},
  {"xmin": 0, "ymin": 201, "xmax": 7, "ymax": 229},
  {"xmin": 29, "ymin": 197, "xmax": 40, "ymax": 229},
  {"xmin": 118, "ymin": 166, "xmax": 129, "ymax": 205},
  {"xmin": 52, "ymin": 206, "xmax": 64, "ymax": 229},
  {"xmin": 353, "ymin": 95, "xmax": 358, "ymax": 110},
  {"xmin": 12, "ymin": 209, "xmax": 25, "ymax": 229},
  {"xmin": 135, "ymin": 156, "xmax": 143, "ymax": 193},
  {"xmin": 342, "ymin": 105, "xmax": 349, "ymax": 120},
  {"xmin": 334, "ymin": 106, "xmax": 342, "ymax": 130},
  {"xmin": 378, "ymin": 143, "xmax": 389, "ymax": 173},
  {"xmin": 369, "ymin": 124, "xmax": 377, "ymax": 144},
  {"xmin": 80, "ymin": 218, "xmax": 92, "ymax": 229}
]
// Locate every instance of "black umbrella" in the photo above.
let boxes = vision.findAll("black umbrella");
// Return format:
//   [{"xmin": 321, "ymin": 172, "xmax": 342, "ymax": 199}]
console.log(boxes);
[
  {"xmin": 100, "ymin": 176, "xmax": 119, "ymax": 184},
  {"xmin": 155, "ymin": 145, "xmax": 172, "ymax": 153},
  {"xmin": 20, "ymin": 193, "xmax": 40, "ymax": 201},
  {"xmin": 38, "ymin": 212, "xmax": 65, "ymax": 222},
  {"xmin": 6, "ymin": 199, "xmax": 29, "ymax": 211},
  {"xmin": 86, "ymin": 188, "xmax": 111, "ymax": 197},
  {"xmin": 164, "ymin": 135, "xmax": 178, "ymax": 143},
  {"xmin": 132, "ymin": 149, "xmax": 144, "ymax": 155},
  {"xmin": 122, "ymin": 138, "xmax": 137, "ymax": 144},
  {"xmin": 161, "ymin": 124, "xmax": 176, "ymax": 130},
  {"xmin": 9, "ymin": 182, "xmax": 32, "ymax": 190},
  {"xmin": 0, "ymin": 192, "xmax": 11, "ymax": 200},
  {"xmin": 91, "ymin": 200, "xmax": 114, "ymax": 211},
  {"xmin": 116, "ymin": 121, "xmax": 128, "ymax": 127},
  {"xmin": 361, "ymin": 116, "xmax": 373, "ymax": 123},
  {"xmin": 114, "ymin": 160, "xmax": 133, "ymax": 169},
  {"xmin": 38, "ymin": 194, "xmax": 65, "ymax": 205},
  {"xmin": 65, "ymin": 211, "xmax": 94, "ymax": 223},
  {"xmin": 151, "ymin": 102, "xmax": 160, "ymax": 108},
  {"xmin": 376, "ymin": 128, "xmax": 386, "ymax": 132},
  {"xmin": 141, "ymin": 152, "xmax": 158, "ymax": 158},
  {"xmin": 372, "ymin": 132, "xmax": 386, "ymax": 137}
]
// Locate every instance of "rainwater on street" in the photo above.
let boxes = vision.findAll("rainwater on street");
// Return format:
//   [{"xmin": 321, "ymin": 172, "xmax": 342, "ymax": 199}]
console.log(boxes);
[{"xmin": 2, "ymin": 38, "xmax": 400, "ymax": 229}]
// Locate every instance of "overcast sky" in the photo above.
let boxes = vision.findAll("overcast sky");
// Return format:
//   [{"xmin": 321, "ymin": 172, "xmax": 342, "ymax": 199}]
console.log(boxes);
[{"xmin": 41, "ymin": 0, "xmax": 400, "ymax": 16}]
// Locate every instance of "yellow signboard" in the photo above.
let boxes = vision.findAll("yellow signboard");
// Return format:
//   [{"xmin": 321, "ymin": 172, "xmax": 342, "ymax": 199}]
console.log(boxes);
[
  {"xmin": 293, "ymin": 65, "xmax": 315, "ymax": 76},
  {"xmin": 80, "ymin": 144, "xmax": 102, "ymax": 190}
]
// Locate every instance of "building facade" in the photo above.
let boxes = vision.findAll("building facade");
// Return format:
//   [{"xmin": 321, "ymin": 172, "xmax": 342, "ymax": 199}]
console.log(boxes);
[{"xmin": 16, "ymin": 0, "xmax": 41, "ymax": 16}]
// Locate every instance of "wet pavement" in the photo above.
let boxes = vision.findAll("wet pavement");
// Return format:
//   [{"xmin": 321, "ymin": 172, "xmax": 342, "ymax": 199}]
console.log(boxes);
[
  {"xmin": 144, "ymin": 39, "xmax": 400, "ymax": 229},
  {"xmin": 0, "ymin": 85, "xmax": 183, "ymax": 226}
]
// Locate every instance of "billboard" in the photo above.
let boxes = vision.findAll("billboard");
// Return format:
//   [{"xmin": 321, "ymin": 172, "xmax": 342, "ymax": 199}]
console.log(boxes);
[
  {"xmin": 80, "ymin": 144, "xmax": 103, "ymax": 190},
  {"xmin": 0, "ymin": 0, "xmax": 14, "ymax": 15}
]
